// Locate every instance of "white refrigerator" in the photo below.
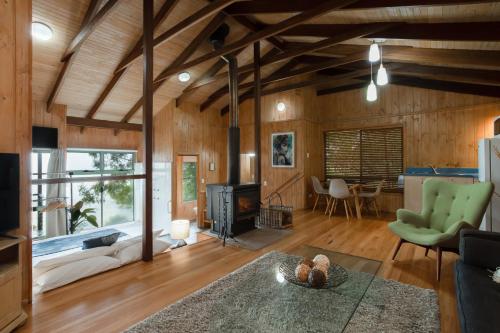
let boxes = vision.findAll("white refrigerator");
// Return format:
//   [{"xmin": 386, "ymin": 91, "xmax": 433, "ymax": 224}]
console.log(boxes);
[{"xmin": 478, "ymin": 137, "xmax": 500, "ymax": 232}]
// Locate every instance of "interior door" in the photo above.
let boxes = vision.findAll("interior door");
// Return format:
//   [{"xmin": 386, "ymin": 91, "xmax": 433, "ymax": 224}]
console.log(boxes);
[
  {"xmin": 175, "ymin": 155, "xmax": 198, "ymax": 221},
  {"xmin": 153, "ymin": 162, "xmax": 172, "ymax": 235}
]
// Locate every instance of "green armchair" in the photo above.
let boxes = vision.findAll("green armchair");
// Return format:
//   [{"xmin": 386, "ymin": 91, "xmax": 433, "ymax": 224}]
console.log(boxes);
[{"xmin": 389, "ymin": 179, "xmax": 493, "ymax": 280}]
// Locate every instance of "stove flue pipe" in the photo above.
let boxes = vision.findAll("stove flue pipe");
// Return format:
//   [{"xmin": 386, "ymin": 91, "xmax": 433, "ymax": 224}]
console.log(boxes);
[
  {"xmin": 223, "ymin": 54, "xmax": 240, "ymax": 185},
  {"xmin": 209, "ymin": 23, "xmax": 240, "ymax": 185}
]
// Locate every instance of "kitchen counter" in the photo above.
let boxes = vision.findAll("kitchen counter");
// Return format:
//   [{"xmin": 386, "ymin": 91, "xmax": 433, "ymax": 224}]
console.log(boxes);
[{"xmin": 403, "ymin": 167, "xmax": 478, "ymax": 179}]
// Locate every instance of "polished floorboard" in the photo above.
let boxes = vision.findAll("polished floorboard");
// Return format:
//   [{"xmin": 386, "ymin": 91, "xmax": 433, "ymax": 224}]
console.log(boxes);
[{"xmin": 18, "ymin": 209, "xmax": 459, "ymax": 333}]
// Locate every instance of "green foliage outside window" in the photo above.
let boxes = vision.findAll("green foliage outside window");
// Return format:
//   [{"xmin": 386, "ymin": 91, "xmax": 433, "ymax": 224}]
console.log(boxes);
[
  {"xmin": 77, "ymin": 152, "xmax": 134, "ymax": 208},
  {"xmin": 182, "ymin": 162, "xmax": 197, "ymax": 202}
]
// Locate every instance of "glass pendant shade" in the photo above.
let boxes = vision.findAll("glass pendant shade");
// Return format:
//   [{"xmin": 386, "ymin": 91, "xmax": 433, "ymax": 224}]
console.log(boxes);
[
  {"xmin": 376, "ymin": 64, "xmax": 388, "ymax": 86},
  {"xmin": 367, "ymin": 80, "xmax": 377, "ymax": 102},
  {"xmin": 368, "ymin": 43, "xmax": 380, "ymax": 62}
]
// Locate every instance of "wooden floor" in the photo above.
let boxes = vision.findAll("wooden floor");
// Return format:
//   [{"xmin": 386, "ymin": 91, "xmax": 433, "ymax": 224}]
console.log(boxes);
[{"xmin": 18, "ymin": 209, "xmax": 460, "ymax": 333}]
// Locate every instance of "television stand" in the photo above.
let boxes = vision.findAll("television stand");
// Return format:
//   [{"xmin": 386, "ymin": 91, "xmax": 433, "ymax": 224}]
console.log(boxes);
[{"xmin": 0, "ymin": 236, "xmax": 27, "ymax": 333}]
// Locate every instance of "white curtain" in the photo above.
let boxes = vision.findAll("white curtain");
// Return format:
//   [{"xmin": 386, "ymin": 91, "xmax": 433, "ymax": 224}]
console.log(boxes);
[{"xmin": 45, "ymin": 149, "xmax": 67, "ymax": 237}]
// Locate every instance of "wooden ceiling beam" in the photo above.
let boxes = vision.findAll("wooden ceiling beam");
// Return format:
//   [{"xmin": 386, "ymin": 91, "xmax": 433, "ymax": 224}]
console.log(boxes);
[
  {"xmin": 185, "ymin": 23, "xmax": 395, "ymax": 92},
  {"xmin": 391, "ymin": 63, "xmax": 500, "ymax": 86},
  {"xmin": 116, "ymin": 0, "xmax": 241, "ymax": 72},
  {"xmin": 61, "ymin": 0, "xmax": 119, "ymax": 61},
  {"xmin": 119, "ymin": 13, "xmax": 227, "ymax": 123},
  {"xmin": 153, "ymin": 0, "xmax": 360, "ymax": 84},
  {"xmin": 280, "ymin": 22, "xmax": 500, "ymax": 41},
  {"xmin": 220, "ymin": 59, "xmax": 302, "ymax": 114},
  {"xmin": 223, "ymin": 46, "xmax": 500, "ymax": 92},
  {"xmin": 199, "ymin": 48, "xmax": 282, "ymax": 111},
  {"xmin": 46, "ymin": 0, "xmax": 120, "ymax": 112},
  {"xmin": 225, "ymin": 0, "xmax": 498, "ymax": 15},
  {"xmin": 316, "ymin": 82, "xmax": 368, "ymax": 96},
  {"xmin": 391, "ymin": 76, "xmax": 500, "ymax": 98},
  {"xmin": 85, "ymin": 0, "xmax": 180, "ymax": 120},
  {"xmin": 66, "ymin": 117, "xmax": 142, "ymax": 131}
]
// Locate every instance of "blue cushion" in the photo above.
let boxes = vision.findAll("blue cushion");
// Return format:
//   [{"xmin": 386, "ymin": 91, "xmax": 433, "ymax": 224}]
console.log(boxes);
[{"xmin": 82, "ymin": 232, "xmax": 120, "ymax": 250}]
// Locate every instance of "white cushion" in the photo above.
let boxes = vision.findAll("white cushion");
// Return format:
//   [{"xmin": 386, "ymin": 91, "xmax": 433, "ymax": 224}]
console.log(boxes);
[
  {"xmin": 114, "ymin": 239, "xmax": 170, "ymax": 265},
  {"xmin": 33, "ymin": 246, "xmax": 116, "ymax": 277},
  {"xmin": 110, "ymin": 229, "xmax": 163, "ymax": 252},
  {"xmin": 35, "ymin": 256, "xmax": 121, "ymax": 293}
]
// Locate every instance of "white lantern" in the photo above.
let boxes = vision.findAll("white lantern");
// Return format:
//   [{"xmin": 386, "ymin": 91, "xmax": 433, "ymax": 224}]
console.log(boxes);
[
  {"xmin": 368, "ymin": 43, "xmax": 380, "ymax": 62},
  {"xmin": 377, "ymin": 64, "xmax": 388, "ymax": 86},
  {"xmin": 366, "ymin": 80, "xmax": 378, "ymax": 102}
]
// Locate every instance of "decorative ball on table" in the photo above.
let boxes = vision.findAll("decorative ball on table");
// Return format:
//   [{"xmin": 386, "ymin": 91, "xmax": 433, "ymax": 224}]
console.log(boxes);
[
  {"xmin": 299, "ymin": 258, "xmax": 314, "ymax": 268},
  {"xmin": 295, "ymin": 263, "xmax": 311, "ymax": 283},
  {"xmin": 308, "ymin": 268, "xmax": 327, "ymax": 288},
  {"xmin": 313, "ymin": 254, "xmax": 330, "ymax": 269},
  {"xmin": 314, "ymin": 262, "xmax": 329, "ymax": 278}
]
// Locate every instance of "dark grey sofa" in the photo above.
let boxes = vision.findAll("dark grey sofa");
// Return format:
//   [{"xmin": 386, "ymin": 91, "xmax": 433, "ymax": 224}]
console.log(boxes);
[{"xmin": 455, "ymin": 229, "xmax": 500, "ymax": 333}]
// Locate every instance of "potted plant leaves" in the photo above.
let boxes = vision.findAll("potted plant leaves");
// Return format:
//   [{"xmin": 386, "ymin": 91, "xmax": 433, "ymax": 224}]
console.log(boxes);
[{"xmin": 69, "ymin": 200, "xmax": 98, "ymax": 234}]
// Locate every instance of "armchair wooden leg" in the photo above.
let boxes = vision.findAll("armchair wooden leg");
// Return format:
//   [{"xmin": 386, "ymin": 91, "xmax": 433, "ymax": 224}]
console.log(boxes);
[
  {"xmin": 436, "ymin": 247, "xmax": 442, "ymax": 281},
  {"xmin": 313, "ymin": 195, "xmax": 319, "ymax": 212},
  {"xmin": 392, "ymin": 238, "xmax": 404, "ymax": 260},
  {"xmin": 425, "ymin": 248, "xmax": 429, "ymax": 257},
  {"xmin": 333, "ymin": 199, "xmax": 338, "ymax": 214}
]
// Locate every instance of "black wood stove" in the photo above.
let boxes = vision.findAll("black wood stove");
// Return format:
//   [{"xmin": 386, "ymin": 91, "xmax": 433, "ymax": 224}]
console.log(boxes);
[{"xmin": 205, "ymin": 24, "xmax": 260, "ymax": 242}]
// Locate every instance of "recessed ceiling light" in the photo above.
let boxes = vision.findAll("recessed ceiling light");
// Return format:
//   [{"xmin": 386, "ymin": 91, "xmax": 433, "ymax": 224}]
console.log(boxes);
[
  {"xmin": 32, "ymin": 21, "xmax": 53, "ymax": 41},
  {"xmin": 177, "ymin": 72, "xmax": 191, "ymax": 82},
  {"xmin": 276, "ymin": 102, "xmax": 286, "ymax": 112}
]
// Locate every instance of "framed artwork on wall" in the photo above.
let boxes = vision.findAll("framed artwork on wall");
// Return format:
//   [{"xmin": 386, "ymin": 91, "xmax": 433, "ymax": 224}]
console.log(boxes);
[{"xmin": 271, "ymin": 132, "xmax": 294, "ymax": 168}]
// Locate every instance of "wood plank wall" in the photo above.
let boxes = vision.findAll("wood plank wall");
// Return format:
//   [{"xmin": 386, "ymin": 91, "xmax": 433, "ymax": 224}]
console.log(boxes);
[
  {"xmin": 239, "ymin": 84, "xmax": 500, "ymax": 213},
  {"xmin": 315, "ymin": 85, "xmax": 500, "ymax": 212},
  {"xmin": 0, "ymin": 0, "xmax": 32, "ymax": 301},
  {"xmin": 240, "ymin": 87, "xmax": 322, "ymax": 210},
  {"xmin": 153, "ymin": 101, "xmax": 227, "ymax": 219}
]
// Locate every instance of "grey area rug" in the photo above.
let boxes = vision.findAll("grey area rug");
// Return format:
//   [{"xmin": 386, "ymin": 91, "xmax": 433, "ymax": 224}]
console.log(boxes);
[
  {"xmin": 202, "ymin": 227, "xmax": 292, "ymax": 250},
  {"xmin": 125, "ymin": 252, "xmax": 440, "ymax": 333}
]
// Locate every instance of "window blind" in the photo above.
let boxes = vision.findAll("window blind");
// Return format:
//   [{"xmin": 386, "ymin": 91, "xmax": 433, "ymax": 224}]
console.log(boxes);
[{"xmin": 324, "ymin": 127, "xmax": 403, "ymax": 192}]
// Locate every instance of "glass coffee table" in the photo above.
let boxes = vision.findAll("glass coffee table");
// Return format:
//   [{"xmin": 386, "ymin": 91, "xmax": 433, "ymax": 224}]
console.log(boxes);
[{"xmin": 285, "ymin": 245, "xmax": 382, "ymax": 332}]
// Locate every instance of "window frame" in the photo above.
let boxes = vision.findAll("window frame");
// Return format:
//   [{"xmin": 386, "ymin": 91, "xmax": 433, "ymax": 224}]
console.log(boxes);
[{"xmin": 323, "ymin": 126, "xmax": 404, "ymax": 193}]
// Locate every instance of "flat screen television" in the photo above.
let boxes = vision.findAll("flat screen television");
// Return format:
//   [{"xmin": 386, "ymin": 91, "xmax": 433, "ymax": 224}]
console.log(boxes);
[
  {"xmin": 32, "ymin": 126, "xmax": 58, "ymax": 149},
  {"xmin": 0, "ymin": 153, "xmax": 19, "ymax": 233}
]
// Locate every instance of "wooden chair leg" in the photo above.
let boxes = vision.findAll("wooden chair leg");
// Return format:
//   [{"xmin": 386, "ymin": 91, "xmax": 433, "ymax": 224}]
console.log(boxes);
[
  {"xmin": 436, "ymin": 247, "xmax": 442, "ymax": 281},
  {"xmin": 325, "ymin": 196, "xmax": 331, "ymax": 215},
  {"xmin": 313, "ymin": 194, "xmax": 319, "ymax": 212},
  {"xmin": 329, "ymin": 198, "xmax": 335, "ymax": 218},
  {"xmin": 343, "ymin": 200, "xmax": 350, "ymax": 221},
  {"xmin": 373, "ymin": 200, "xmax": 380, "ymax": 218},
  {"xmin": 333, "ymin": 199, "xmax": 338, "ymax": 214},
  {"xmin": 392, "ymin": 238, "xmax": 404, "ymax": 260},
  {"xmin": 346, "ymin": 200, "xmax": 354, "ymax": 218},
  {"xmin": 425, "ymin": 248, "xmax": 429, "ymax": 257}
]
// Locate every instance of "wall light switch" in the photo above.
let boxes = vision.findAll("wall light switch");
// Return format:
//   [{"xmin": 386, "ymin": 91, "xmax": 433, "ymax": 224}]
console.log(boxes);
[
  {"xmin": 201, "ymin": 178, "xmax": 205, "ymax": 184},
  {"xmin": 263, "ymin": 180, "xmax": 268, "ymax": 186},
  {"xmin": 306, "ymin": 152, "xmax": 310, "ymax": 158}
]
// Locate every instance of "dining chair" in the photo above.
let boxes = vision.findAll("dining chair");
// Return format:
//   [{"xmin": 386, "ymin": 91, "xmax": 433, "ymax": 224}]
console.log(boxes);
[
  {"xmin": 311, "ymin": 176, "xmax": 330, "ymax": 213},
  {"xmin": 358, "ymin": 180, "xmax": 384, "ymax": 217},
  {"xmin": 328, "ymin": 179, "xmax": 354, "ymax": 220}
]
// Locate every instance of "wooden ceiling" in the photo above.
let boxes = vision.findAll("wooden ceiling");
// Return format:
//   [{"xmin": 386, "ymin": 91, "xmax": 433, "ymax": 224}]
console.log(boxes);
[{"xmin": 33, "ymin": 0, "xmax": 500, "ymax": 124}]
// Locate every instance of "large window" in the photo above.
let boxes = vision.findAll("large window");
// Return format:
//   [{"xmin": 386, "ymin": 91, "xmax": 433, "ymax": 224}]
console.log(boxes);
[
  {"xmin": 31, "ymin": 149, "xmax": 136, "ymax": 238},
  {"xmin": 324, "ymin": 127, "xmax": 403, "ymax": 191}
]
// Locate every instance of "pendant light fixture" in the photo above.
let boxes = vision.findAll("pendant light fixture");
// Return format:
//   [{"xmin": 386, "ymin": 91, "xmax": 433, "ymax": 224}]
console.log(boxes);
[
  {"xmin": 368, "ymin": 42, "xmax": 380, "ymax": 63},
  {"xmin": 376, "ymin": 46, "xmax": 388, "ymax": 86},
  {"xmin": 367, "ymin": 63, "xmax": 377, "ymax": 102}
]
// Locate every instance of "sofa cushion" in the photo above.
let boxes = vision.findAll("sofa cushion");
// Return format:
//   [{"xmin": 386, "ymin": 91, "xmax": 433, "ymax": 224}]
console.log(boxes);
[
  {"xmin": 33, "ymin": 245, "xmax": 116, "ymax": 277},
  {"xmin": 114, "ymin": 239, "xmax": 170, "ymax": 265},
  {"xmin": 35, "ymin": 256, "xmax": 121, "ymax": 293},
  {"xmin": 82, "ymin": 232, "xmax": 121, "ymax": 249},
  {"xmin": 455, "ymin": 261, "xmax": 500, "ymax": 333}
]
